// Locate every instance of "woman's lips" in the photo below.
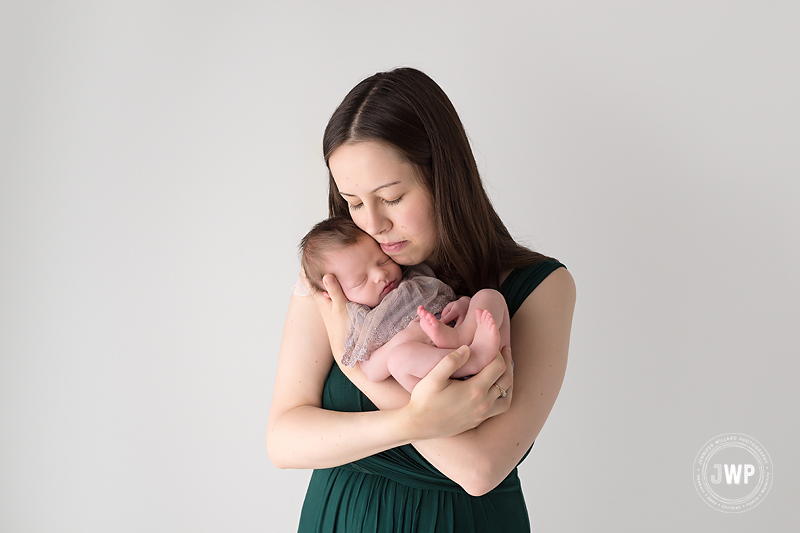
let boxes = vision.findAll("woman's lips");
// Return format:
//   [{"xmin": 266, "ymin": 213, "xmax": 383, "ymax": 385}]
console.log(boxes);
[
  {"xmin": 381, "ymin": 280, "xmax": 396, "ymax": 295},
  {"xmin": 380, "ymin": 241, "xmax": 407, "ymax": 254}
]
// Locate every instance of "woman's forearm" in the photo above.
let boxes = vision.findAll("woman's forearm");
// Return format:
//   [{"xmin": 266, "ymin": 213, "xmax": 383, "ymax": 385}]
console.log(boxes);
[
  {"xmin": 267, "ymin": 345, "xmax": 492, "ymax": 470},
  {"xmin": 267, "ymin": 403, "xmax": 414, "ymax": 470}
]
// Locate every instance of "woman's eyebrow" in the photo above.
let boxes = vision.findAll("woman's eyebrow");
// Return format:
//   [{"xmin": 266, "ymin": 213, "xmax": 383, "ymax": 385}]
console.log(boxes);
[{"xmin": 340, "ymin": 181, "xmax": 401, "ymax": 197}]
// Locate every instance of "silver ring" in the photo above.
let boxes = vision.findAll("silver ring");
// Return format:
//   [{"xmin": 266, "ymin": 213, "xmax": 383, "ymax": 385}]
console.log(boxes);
[{"xmin": 493, "ymin": 383, "xmax": 507, "ymax": 398}]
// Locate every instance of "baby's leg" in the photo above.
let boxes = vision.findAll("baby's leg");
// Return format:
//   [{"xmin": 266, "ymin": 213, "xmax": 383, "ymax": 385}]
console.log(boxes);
[
  {"xmin": 450, "ymin": 289, "xmax": 511, "ymax": 377},
  {"xmin": 393, "ymin": 290, "xmax": 511, "ymax": 388},
  {"xmin": 359, "ymin": 320, "xmax": 430, "ymax": 382},
  {"xmin": 451, "ymin": 310, "xmax": 501, "ymax": 377},
  {"xmin": 417, "ymin": 305, "xmax": 461, "ymax": 349},
  {"xmin": 389, "ymin": 309, "xmax": 504, "ymax": 389},
  {"xmin": 453, "ymin": 289, "xmax": 511, "ymax": 347},
  {"xmin": 387, "ymin": 342, "xmax": 457, "ymax": 392},
  {"xmin": 418, "ymin": 290, "xmax": 510, "ymax": 350}
]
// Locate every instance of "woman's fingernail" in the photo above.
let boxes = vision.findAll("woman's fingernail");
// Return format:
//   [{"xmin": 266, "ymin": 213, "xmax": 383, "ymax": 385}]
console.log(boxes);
[
  {"xmin": 455, "ymin": 345, "xmax": 469, "ymax": 356},
  {"xmin": 323, "ymin": 275, "xmax": 330, "ymax": 286}
]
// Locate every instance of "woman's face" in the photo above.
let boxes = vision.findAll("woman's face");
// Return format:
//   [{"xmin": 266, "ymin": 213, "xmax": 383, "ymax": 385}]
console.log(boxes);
[{"xmin": 328, "ymin": 141, "xmax": 437, "ymax": 267}]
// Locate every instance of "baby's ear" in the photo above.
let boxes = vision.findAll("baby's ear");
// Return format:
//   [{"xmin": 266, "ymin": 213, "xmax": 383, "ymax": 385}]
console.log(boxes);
[{"xmin": 322, "ymin": 291, "xmax": 331, "ymax": 299}]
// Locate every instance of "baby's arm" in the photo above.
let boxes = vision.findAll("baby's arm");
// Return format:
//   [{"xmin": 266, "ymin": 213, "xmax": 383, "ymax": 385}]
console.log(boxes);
[{"xmin": 440, "ymin": 296, "xmax": 471, "ymax": 326}]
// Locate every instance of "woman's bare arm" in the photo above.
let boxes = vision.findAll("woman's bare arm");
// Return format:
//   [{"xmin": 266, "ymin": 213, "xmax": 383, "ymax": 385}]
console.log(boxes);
[
  {"xmin": 414, "ymin": 268, "xmax": 575, "ymax": 495},
  {"xmin": 266, "ymin": 290, "xmax": 509, "ymax": 469}
]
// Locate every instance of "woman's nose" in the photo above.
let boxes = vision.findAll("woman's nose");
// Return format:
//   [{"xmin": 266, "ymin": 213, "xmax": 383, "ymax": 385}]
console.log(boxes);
[{"xmin": 363, "ymin": 206, "xmax": 390, "ymax": 236}]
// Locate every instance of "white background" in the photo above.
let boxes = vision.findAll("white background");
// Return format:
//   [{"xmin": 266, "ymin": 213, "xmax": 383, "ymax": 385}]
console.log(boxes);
[{"xmin": 2, "ymin": 1, "xmax": 798, "ymax": 531}]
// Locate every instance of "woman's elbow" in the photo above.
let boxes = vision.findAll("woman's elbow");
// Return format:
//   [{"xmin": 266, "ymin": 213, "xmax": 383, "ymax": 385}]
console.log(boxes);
[
  {"xmin": 458, "ymin": 460, "xmax": 507, "ymax": 497},
  {"xmin": 266, "ymin": 431, "xmax": 292, "ymax": 470},
  {"xmin": 461, "ymin": 477, "xmax": 501, "ymax": 498},
  {"xmin": 267, "ymin": 450, "xmax": 287, "ymax": 470}
]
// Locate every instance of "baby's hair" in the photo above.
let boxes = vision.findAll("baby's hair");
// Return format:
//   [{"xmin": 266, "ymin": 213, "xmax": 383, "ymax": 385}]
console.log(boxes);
[{"xmin": 300, "ymin": 217, "xmax": 367, "ymax": 293}]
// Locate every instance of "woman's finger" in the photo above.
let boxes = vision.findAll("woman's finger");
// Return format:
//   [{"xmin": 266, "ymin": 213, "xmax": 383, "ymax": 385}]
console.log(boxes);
[
  {"xmin": 489, "ymin": 346, "xmax": 514, "ymax": 403},
  {"xmin": 322, "ymin": 274, "xmax": 347, "ymax": 311},
  {"xmin": 501, "ymin": 345, "xmax": 513, "ymax": 374},
  {"xmin": 414, "ymin": 345, "xmax": 470, "ymax": 393},
  {"xmin": 310, "ymin": 274, "xmax": 351, "ymax": 360},
  {"xmin": 470, "ymin": 350, "xmax": 508, "ymax": 393},
  {"xmin": 493, "ymin": 346, "xmax": 514, "ymax": 396}
]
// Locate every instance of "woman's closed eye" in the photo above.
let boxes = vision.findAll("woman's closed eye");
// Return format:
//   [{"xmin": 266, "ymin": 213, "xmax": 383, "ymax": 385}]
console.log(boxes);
[
  {"xmin": 347, "ymin": 196, "xmax": 402, "ymax": 211},
  {"xmin": 383, "ymin": 196, "xmax": 402, "ymax": 206}
]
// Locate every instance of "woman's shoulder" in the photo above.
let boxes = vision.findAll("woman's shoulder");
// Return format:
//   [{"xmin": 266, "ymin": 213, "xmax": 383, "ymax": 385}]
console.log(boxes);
[
  {"xmin": 510, "ymin": 266, "xmax": 575, "ymax": 332},
  {"xmin": 500, "ymin": 259, "xmax": 569, "ymax": 318}
]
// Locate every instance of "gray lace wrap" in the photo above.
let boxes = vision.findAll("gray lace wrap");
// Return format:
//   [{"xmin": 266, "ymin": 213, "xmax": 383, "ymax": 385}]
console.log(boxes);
[{"xmin": 341, "ymin": 264, "xmax": 456, "ymax": 367}]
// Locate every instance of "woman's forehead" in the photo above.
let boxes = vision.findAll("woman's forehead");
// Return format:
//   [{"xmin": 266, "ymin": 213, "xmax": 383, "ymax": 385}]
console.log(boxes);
[{"xmin": 330, "ymin": 142, "xmax": 416, "ymax": 191}]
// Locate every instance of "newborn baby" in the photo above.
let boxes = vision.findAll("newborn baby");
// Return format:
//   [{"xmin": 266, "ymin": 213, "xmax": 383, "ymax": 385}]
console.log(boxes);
[{"xmin": 300, "ymin": 217, "xmax": 510, "ymax": 392}]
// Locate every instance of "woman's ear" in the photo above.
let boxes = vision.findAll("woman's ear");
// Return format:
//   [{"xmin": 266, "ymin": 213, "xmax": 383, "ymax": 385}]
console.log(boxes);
[{"xmin": 322, "ymin": 291, "xmax": 331, "ymax": 299}]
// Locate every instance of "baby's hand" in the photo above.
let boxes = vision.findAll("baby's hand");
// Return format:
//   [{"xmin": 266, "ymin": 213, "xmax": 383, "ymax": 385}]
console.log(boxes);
[{"xmin": 440, "ymin": 296, "xmax": 471, "ymax": 326}]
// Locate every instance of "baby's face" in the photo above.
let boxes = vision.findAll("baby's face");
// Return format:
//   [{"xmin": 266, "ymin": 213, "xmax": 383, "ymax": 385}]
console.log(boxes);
[{"xmin": 325, "ymin": 236, "xmax": 403, "ymax": 308}]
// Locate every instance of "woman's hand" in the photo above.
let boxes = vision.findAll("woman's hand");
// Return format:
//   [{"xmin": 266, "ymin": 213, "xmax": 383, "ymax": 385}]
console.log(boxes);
[
  {"xmin": 400, "ymin": 345, "xmax": 514, "ymax": 441},
  {"xmin": 311, "ymin": 273, "xmax": 351, "ymax": 360}
]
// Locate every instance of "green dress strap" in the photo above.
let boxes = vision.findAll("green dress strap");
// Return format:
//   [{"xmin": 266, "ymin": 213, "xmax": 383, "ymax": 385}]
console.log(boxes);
[{"xmin": 500, "ymin": 259, "xmax": 565, "ymax": 318}]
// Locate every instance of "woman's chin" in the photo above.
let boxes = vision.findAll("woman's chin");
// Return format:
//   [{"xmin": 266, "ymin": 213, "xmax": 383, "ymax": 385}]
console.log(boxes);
[{"xmin": 389, "ymin": 249, "xmax": 424, "ymax": 267}]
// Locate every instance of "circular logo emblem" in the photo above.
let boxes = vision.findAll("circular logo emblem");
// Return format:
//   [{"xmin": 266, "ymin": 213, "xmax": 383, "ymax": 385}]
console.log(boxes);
[{"xmin": 694, "ymin": 433, "xmax": 773, "ymax": 513}]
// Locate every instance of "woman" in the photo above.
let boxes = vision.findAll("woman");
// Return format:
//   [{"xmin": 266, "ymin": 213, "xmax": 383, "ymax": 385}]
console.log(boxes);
[{"xmin": 267, "ymin": 67, "xmax": 576, "ymax": 532}]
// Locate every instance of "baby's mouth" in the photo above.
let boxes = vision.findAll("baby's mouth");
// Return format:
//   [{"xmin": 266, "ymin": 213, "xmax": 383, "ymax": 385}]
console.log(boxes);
[{"xmin": 381, "ymin": 280, "xmax": 396, "ymax": 295}]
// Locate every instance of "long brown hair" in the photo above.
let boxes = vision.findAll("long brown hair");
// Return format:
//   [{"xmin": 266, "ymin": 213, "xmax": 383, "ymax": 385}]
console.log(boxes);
[{"xmin": 323, "ymin": 67, "xmax": 551, "ymax": 296}]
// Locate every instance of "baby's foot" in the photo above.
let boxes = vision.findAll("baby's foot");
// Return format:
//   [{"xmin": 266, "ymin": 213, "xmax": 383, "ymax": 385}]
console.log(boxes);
[
  {"xmin": 468, "ymin": 309, "xmax": 502, "ymax": 369},
  {"xmin": 417, "ymin": 305, "xmax": 460, "ymax": 348}
]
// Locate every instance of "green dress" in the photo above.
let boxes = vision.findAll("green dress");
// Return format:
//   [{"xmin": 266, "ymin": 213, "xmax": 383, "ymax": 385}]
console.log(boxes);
[{"xmin": 298, "ymin": 260, "xmax": 565, "ymax": 533}]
